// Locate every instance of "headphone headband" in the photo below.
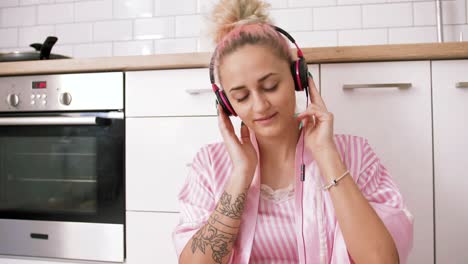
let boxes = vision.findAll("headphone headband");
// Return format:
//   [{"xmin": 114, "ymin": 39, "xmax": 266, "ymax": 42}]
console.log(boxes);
[
  {"xmin": 209, "ymin": 47, "xmax": 218, "ymax": 89},
  {"xmin": 210, "ymin": 25, "xmax": 303, "ymax": 86}
]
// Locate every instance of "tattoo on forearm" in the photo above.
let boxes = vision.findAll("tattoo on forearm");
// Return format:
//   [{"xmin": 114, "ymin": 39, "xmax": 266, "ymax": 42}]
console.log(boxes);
[
  {"xmin": 190, "ymin": 190, "xmax": 247, "ymax": 263},
  {"xmin": 215, "ymin": 191, "xmax": 247, "ymax": 219},
  {"xmin": 191, "ymin": 221, "xmax": 237, "ymax": 263},
  {"xmin": 209, "ymin": 214, "xmax": 240, "ymax": 229}
]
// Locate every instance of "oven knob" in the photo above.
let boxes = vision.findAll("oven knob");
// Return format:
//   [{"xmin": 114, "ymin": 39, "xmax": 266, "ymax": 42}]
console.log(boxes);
[
  {"xmin": 59, "ymin": 92, "xmax": 72, "ymax": 105},
  {"xmin": 6, "ymin": 94, "xmax": 19, "ymax": 107}
]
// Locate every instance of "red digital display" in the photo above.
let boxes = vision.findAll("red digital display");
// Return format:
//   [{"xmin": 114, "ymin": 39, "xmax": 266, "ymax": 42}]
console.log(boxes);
[{"xmin": 32, "ymin": 81, "xmax": 47, "ymax": 89}]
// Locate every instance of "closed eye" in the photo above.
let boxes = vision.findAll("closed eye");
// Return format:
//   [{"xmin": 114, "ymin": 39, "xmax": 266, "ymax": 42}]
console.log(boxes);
[
  {"xmin": 236, "ymin": 84, "xmax": 278, "ymax": 102},
  {"xmin": 236, "ymin": 95, "xmax": 248, "ymax": 102},
  {"xmin": 264, "ymin": 84, "xmax": 278, "ymax": 91}
]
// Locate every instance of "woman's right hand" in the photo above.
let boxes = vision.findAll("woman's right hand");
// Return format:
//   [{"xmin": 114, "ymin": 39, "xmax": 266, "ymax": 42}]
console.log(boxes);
[{"xmin": 217, "ymin": 103, "xmax": 258, "ymax": 187}]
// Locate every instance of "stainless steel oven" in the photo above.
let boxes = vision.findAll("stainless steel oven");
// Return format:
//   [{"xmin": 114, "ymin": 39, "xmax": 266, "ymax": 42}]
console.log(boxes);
[{"xmin": 0, "ymin": 72, "xmax": 125, "ymax": 262}]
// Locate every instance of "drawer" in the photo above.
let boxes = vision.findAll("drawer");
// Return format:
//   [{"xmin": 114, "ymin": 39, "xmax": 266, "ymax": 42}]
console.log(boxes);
[
  {"xmin": 126, "ymin": 68, "xmax": 214, "ymax": 117},
  {"xmin": 126, "ymin": 211, "xmax": 179, "ymax": 264},
  {"xmin": 126, "ymin": 116, "xmax": 241, "ymax": 212}
]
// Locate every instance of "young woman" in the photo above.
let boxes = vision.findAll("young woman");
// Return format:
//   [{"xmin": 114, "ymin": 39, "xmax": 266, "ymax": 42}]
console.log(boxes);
[{"xmin": 173, "ymin": 0, "xmax": 413, "ymax": 263}]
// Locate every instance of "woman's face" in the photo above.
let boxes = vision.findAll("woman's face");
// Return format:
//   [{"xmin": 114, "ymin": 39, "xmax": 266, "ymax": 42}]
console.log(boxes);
[{"xmin": 218, "ymin": 44, "xmax": 297, "ymax": 138}]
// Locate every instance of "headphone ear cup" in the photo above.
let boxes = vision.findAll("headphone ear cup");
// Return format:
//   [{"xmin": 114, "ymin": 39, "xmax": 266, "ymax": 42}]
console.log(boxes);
[
  {"xmin": 298, "ymin": 57, "xmax": 309, "ymax": 92},
  {"xmin": 290, "ymin": 60, "xmax": 302, "ymax": 91},
  {"xmin": 291, "ymin": 58, "xmax": 310, "ymax": 93},
  {"xmin": 215, "ymin": 89, "xmax": 236, "ymax": 116}
]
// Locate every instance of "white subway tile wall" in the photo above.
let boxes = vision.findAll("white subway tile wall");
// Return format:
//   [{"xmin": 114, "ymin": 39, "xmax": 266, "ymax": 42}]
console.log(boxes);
[
  {"xmin": 338, "ymin": 28, "xmax": 387, "ymax": 46},
  {"xmin": 18, "ymin": 25, "xmax": 55, "ymax": 46},
  {"xmin": 175, "ymin": 15, "xmax": 202, "ymax": 37},
  {"xmin": 114, "ymin": 40, "xmax": 153, "ymax": 56},
  {"xmin": 155, "ymin": 37, "xmax": 198, "ymax": 54},
  {"xmin": 37, "ymin": 3, "xmax": 74, "ymax": 24},
  {"xmin": 0, "ymin": 0, "xmax": 465, "ymax": 58},
  {"xmin": 389, "ymin": 26, "xmax": 438, "ymax": 44},
  {"xmin": 94, "ymin": 20, "xmax": 133, "ymax": 41},
  {"xmin": 55, "ymin": 23, "xmax": 93, "ymax": 44},
  {"xmin": 313, "ymin": 5, "xmax": 361, "ymax": 30},
  {"xmin": 442, "ymin": 0, "xmax": 466, "ymax": 25},
  {"xmin": 414, "ymin": 1, "xmax": 436, "ymax": 26},
  {"xmin": 0, "ymin": 1, "xmax": 20, "ymax": 8},
  {"xmin": 134, "ymin": 16, "xmax": 175, "ymax": 40},
  {"xmin": 363, "ymin": 3, "xmax": 413, "ymax": 28},
  {"xmin": 292, "ymin": 30, "xmax": 338, "ymax": 47},
  {"xmin": 114, "ymin": 0, "xmax": 152, "ymax": 18},
  {"xmin": 0, "ymin": 28, "xmax": 18, "ymax": 48},
  {"xmin": 270, "ymin": 8, "xmax": 313, "ymax": 31}
]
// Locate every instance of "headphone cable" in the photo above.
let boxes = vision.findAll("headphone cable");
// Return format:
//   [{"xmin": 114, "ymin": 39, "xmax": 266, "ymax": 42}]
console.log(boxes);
[{"xmin": 300, "ymin": 87, "xmax": 310, "ymax": 263}]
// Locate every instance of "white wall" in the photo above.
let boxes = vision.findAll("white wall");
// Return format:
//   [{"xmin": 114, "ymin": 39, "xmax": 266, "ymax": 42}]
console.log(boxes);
[{"xmin": 0, "ymin": 0, "xmax": 467, "ymax": 58}]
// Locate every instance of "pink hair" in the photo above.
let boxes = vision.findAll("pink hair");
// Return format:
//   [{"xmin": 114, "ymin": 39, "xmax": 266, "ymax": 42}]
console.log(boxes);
[{"xmin": 214, "ymin": 23, "xmax": 293, "ymax": 82}]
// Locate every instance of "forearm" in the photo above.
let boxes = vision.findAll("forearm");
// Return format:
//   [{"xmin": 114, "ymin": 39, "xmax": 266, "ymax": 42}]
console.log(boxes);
[
  {"xmin": 315, "ymin": 146, "xmax": 398, "ymax": 264},
  {"xmin": 179, "ymin": 171, "xmax": 251, "ymax": 264}
]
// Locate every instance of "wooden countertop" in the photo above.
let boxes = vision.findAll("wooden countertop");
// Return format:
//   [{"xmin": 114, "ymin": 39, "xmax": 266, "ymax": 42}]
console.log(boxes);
[{"xmin": 1, "ymin": 42, "xmax": 468, "ymax": 76}]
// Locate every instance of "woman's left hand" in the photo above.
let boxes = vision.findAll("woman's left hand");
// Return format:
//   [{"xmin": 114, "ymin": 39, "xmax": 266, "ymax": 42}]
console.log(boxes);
[{"xmin": 296, "ymin": 74, "xmax": 337, "ymax": 155}]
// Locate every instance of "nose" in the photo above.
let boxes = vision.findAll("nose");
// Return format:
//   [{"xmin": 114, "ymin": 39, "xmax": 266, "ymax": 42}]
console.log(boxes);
[{"xmin": 251, "ymin": 92, "xmax": 271, "ymax": 114}]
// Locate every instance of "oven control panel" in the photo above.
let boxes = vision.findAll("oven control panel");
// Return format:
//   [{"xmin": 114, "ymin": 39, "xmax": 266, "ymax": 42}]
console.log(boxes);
[{"xmin": 0, "ymin": 72, "xmax": 123, "ymax": 112}]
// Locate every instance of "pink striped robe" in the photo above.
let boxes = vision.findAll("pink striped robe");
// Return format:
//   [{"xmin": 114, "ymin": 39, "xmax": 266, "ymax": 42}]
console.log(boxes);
[{"xmin": 173, "ymin": 132, "xmax": 414, "ymax": 263}]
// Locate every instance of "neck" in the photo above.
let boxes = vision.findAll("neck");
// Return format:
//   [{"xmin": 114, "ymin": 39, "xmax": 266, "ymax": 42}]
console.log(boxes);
[{"xmin": 256, "ymin": 119, "xmax": 301, "ymax": 164}]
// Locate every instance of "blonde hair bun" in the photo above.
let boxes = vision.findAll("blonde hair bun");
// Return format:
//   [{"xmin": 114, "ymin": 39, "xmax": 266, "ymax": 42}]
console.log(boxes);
[{"xmin": 211, "ymin": 0, "xmax": 271, "ymax": 43}]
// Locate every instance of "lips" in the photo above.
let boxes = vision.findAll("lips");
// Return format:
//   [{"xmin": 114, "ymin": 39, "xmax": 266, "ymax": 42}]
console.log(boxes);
[{"xmin": 254, "ymin": 112, "xmax": 277, "ymax": 122}]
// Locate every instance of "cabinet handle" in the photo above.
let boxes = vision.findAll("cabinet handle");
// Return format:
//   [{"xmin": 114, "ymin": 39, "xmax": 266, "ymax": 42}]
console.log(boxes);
[
  {"xmin": 185, "ymin": 89, "xmax": 212, "ymax": 95},
  {"xmin": 342, "ymin": 83, "xmax": 412, "ymax": 90},
  {"xmin": 456, "ymin": 82, "xmax": 468, "ymax": 88}
]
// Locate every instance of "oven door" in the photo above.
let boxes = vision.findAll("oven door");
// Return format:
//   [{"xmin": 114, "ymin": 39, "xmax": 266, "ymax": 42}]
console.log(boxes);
[
  {"xmin": 0, "ymin": 111, "xmax": 124, "ymax": 223},
  {"xmin": 0, "ymin": 112, "xmax": 124, "ymax": 262}
]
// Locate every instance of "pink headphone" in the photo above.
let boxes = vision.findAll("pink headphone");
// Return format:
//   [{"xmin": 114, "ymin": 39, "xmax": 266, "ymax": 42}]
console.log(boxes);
[{"xmin": 209, "ymin": 25, "xmax": 310, "ymax": 116}]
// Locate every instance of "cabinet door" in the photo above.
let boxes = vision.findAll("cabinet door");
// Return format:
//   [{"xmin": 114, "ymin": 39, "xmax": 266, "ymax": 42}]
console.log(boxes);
[
  {"xmin": 126, "ymin": 117, "xmax": 241, "ymax": 212},
  {"xmin": 126, "ymin": 211, "xmax": 179, "ymax": 264},
  {"xmin": 321, "ymin": 61, "xmax": 433, "ymax": 264},
  {"xmin": 432, "ymin": 60, "xmax": 468, "ymax": 264}
]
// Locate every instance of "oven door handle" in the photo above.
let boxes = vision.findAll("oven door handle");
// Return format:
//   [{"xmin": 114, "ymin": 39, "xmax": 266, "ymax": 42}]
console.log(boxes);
[{"xmin": 0, "ymin": 116, "xmax": 112, "ymax": 126}]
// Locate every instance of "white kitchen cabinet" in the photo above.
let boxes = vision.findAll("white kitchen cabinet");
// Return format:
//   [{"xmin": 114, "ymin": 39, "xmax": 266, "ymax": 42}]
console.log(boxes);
[
  {"xmin": 126, "ymin": 68, "xmax": 214, "ymax": 117},
  {"xmin": 432, "ymin": 60, "xmax": 468, "ymax": 264},
  {"xmin": 126, "ymin": 116, "xmax": 241, "ymax": 212},
  {"xmin": 126, "ymin": 212, "xmax": 179, "ymax": 264},
  {"xmin": 321, "ymin": 61, "xmax": 433, "ymax": 264}
]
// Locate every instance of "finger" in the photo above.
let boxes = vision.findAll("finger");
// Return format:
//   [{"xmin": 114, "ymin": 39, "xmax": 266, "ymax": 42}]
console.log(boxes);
[
  {"xmin": 307, "ymin": 74, "xmax": 328, "ymax": 111},
  {"xmin": 297, "ymin": 108, "xmax": 329, "ymax": 122},
  {"xmin": 296, "ymin": 104, "xmax": 323, "ymax": 119},
  {"xmin": 297, "ymin": 114, "xmax": 315, "ymax": 129},
  {"xmin": 217, "ymin": 103, "xmax": 234, "ymax": 131},
  {"xmin": 240, "ymin": 122, "xmax": 252, "ymax": 145},
  {"xmin": 217, "ymin": 104, "xmax": 237, "ymax": 142},
  {"xmin": 297, "ymin": 107, "xmax": 331, "ymax": 128}
]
